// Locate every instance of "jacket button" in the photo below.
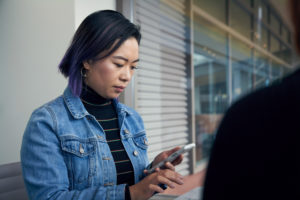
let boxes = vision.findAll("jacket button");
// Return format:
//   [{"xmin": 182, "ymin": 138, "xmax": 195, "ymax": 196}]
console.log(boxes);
[
  {"xmin": 97, "ymin": 135, "xmax": 103, "ymax": 139},
  {"xmin": 124, "ymin": 129, "xmax": 130, "ymax": 134},
  {"xmin": 79, "ymin": 146, "xmax": 84, "ymax": 154},
  {"xmin": 133, "ymin": 150, "xmax": 139, "ymax": 156},
  {"xmin": 144, "ymin": 138, "xmax": 148, "ymax": 146}
]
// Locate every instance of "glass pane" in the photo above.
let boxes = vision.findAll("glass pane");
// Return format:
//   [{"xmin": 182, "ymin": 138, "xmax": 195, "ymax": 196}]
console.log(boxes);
[
  {"xmin": 253, "ymin": 51, "xmax": 270, "ymax": 88},
  {"xmin": 194, "ymin": 0, "xmax": 226, "ymax": 23},
  {"xmin": 271, "ymin": 60, "xmax": 283, "ymax": 81},
  {"xmin": 270, "ymin": 34, "xmax": 280, "ymax": 55},
  {"xmin": 280, "ymin": 44, "xmax": 292, "ymax": 64},
  {"xmin": 230, "ymin": 0, "xmax": 252, "ymax": 40},
  {"xmin": 194, "ymin": 14, "xmax": 228, "ymax": 165},
  {"xmin": 270, "ymin": 13, "xmax": 280, "ymax": 35},
  {"xmin": 282, "ymin": 26, "xmax": 289, "ymax": 45},
  {"xmin": 231, "ymin": 37, "xmax": 253, "ymax": 101}
]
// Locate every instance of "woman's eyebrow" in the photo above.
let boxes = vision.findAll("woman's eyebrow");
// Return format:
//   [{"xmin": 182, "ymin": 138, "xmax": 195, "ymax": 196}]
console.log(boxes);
[
  {"xmin": 132, "ymin": 59, "xmax": 139, "ymax": 63},
  {"xmin": 113, "ymin": 56, "xmax": 139, "ymax": 63}
]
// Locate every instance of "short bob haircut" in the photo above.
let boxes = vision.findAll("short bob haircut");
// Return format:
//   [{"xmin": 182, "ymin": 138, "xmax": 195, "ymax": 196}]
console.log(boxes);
[{"xmin": 59, "ymin": 10, "xmax": 141, "ymax": 96}]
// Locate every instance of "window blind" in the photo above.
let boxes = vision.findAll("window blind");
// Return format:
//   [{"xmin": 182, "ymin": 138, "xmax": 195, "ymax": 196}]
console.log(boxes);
[{"xmin": 134, "ymin": 0, "xmax": 191, "ymax": 175}]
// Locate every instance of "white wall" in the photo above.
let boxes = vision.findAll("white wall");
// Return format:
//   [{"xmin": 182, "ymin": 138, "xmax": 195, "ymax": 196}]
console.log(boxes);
[
  {"xmin": 75, "ymin": 0, "xmax": 116, "ymax": 29},
  {"xmin": 0, "ymin": 0, "xmax": 116, "ymax": 165}
]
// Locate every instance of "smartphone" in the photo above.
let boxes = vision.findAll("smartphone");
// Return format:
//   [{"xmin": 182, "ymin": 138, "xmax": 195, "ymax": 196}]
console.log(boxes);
[{"xmin": 147, "ymin": 143, "xmax": 195, "ymax": 174}]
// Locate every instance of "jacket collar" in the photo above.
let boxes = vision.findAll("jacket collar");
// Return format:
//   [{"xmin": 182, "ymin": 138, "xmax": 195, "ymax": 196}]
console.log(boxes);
[{"xmin": 63, "ymin": 86, "xmax": 132, "ymax": 119}]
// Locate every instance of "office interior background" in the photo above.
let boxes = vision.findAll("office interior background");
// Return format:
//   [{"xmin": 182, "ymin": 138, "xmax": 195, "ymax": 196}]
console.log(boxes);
[{"xmin": 0, "ymin": 0, "xmax": 298, "ymax": 178}]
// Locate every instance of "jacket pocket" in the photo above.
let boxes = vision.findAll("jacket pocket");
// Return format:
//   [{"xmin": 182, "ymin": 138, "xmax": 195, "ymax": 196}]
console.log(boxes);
[
  {"xmin": 132, "ymin": 131, "xmax": 149, "ymax": 150},
  {"xmin": 60, "ymin": 135, "xmax": 97, "ymax": 186}
]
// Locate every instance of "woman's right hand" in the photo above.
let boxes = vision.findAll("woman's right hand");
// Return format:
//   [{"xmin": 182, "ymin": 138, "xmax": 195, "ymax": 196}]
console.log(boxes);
[{"xmin": 129, "ymin": 169, "xmax": 184, "ymax": 200}]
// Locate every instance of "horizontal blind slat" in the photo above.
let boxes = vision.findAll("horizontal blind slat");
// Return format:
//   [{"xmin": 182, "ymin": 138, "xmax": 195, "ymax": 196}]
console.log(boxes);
[
  {"xmin": 140, "ymin": 46, "xmax": 186, "ymax": 65},
  {"xmin": 137, "ymin": 100, "xmax": 188, "ymax": 107},
  {"xmin": 142, "ymin": 113, "xmax": 188, "ymax": 122},
  {"xmin": 138, "ymin": 93, "xmax": 188, "ymax": 101},
  {"xmin": 140, "ymin": 31, "xmax": 186, "ymax": 52},
  {"xmin": 147, "ymin": 126, "xmax": 188, "ymax": 137},
  {"xmin": 138, "ymin": 107, "xmax": 188, "ymax": 115},
  {"xmin": 137, "ymin": 77, "xmax": 187, "ymax": 89},
  {"xmin": 137, "ymin": 0, "xmax": 185, "ymax": 25},
  {"xmin": 145, "ymin": 120, "xmax": 188, "ymax": 129},
  {"xmin": 137, "ymin": 85, "xmax": 188, "ymax": 95},
  {"xmin": 136, "ymin": 14, "xmax": 185, "ymax": 38},
  {"xmin": 138, "ymin": 69, "xmax": 187, "ymax": 83},
  {"xmin": 140, "ymin": 55, "xmax": 187, "ymax": 70},
  {"xmin": 140, "ymin": 39, "xmax": 185, "ymax": 57}
]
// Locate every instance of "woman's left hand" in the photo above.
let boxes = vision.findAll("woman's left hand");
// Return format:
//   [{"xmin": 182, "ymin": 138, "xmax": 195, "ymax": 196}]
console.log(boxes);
[{"xmin": 151, "ymin": 147, "xmax": 184, "ymax": 172}]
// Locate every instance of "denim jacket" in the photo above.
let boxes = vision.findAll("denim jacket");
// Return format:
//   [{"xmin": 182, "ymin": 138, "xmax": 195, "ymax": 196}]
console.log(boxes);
[{"xmin": 21, "ymin": 87, "xmax": 149, "ymax": 200}]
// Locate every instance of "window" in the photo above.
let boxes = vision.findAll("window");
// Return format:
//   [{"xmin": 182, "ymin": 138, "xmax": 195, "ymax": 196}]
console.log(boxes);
[{"xmin": 194, "ymin": 14, "xmax": 228, "ymax": 166}]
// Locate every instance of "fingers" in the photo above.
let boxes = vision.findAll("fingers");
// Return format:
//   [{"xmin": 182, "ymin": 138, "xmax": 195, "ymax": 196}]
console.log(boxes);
[
  {"xmin": 164, "ymin": 162, "xmax": 175, "ymax": 171},
  {"xmin": 144, "ymin": 167, "xmax": 160, "ymax": 175},
  {"xmin": 172, "ymin": 154, "xmax": 184, "ymax": 166},
  {"xmin": 157, "ymin": 175, "xmax": 176, "ymax": 189},
  {"xmin": 156, "ymin": 170, "xmax": 184, "ymax": 186},
  {"xmin": 149, "ymin": 184, "xmax": 165, "ymax": 193},
  {"xmin": 138, "ymin": 169, "xmax": 184, "ymax": 199}
]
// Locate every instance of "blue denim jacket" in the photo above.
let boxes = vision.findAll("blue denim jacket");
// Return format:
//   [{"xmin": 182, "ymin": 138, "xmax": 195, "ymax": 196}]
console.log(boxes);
[{"xmin": 21, "ymin": 87, "xmax": 149, "ymax": 200}]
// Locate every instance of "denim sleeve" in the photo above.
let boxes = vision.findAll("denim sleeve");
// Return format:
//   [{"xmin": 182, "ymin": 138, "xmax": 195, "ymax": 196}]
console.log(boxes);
[{"xmin": 20, "ymin": 107, "xmax": 126, "ymax": 200}]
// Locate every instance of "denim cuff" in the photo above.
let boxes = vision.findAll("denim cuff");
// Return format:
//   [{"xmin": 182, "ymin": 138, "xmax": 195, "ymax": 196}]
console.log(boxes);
[{"xmin": 106, "ymin": 184, "xmax": 127, "ymax": 200}]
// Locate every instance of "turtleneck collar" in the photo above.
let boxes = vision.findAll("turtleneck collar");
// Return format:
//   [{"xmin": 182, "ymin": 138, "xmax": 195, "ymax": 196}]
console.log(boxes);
[{"xmin": 80, "ymin": 84, "xmax": 111, "ymax": 105}]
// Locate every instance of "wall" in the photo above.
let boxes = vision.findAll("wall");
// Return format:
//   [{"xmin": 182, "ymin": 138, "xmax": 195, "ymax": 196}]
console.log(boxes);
[
  {"xmin": 75, "ymin": 0, "xmax": 116, "ymax": 29},
  {"xmin": 0, "ymin": 0, "xmax": 115, "ymax": 165}
]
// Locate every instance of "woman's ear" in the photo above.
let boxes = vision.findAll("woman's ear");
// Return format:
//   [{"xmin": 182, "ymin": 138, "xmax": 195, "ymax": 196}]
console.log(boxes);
[{"xmin": 83, "ymin": 61, "xmax": 91, "ymax": 70}]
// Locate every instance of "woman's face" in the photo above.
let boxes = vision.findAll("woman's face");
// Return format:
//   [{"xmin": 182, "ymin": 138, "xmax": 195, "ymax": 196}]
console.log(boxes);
[{"xmin": 83, "ymin": 37, "xmax": 139, "ymax": 99}]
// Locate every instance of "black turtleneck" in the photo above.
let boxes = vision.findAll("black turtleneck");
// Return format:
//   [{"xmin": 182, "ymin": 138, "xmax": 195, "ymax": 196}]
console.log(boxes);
[{"xmin": 80, "ymin": 85, "xmax": 134, "ymax": 187}]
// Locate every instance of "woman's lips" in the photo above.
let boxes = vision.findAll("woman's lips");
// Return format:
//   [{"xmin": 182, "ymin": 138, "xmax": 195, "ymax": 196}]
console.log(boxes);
[{"xmin": 114, "ymin": 86, "xmax": 125, "ymax": 93}]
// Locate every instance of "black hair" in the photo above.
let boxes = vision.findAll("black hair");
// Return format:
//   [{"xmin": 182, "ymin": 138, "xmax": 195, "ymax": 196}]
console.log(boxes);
[{"xmin": 58, "ymin": 10, "xmax": 141, "ymax": 96}]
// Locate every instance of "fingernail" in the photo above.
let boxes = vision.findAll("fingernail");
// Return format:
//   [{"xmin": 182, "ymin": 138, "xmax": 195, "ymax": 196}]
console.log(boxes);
[{"xmin": 178, "ymin": 179, "xmax": 184, "ymax": 184}]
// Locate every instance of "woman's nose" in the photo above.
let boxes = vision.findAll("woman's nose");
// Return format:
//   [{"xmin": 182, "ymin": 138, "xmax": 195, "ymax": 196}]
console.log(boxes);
[{"xmin": 120, "ymin": 66, "xmax": 132, "ymax": 82}]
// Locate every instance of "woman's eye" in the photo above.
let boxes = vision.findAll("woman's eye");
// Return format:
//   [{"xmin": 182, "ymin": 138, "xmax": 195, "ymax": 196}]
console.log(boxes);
[
  {"xmin": 131, "ymin": 66, "xmax": 139, "ymax": 70},
  {"xmin": 115, "ymin": 63, "xmax": 123, "ymax": 68}
]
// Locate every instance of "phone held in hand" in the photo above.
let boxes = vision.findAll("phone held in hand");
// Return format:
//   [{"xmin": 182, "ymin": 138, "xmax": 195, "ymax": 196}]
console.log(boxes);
[{"xmin": 147, "ymin": 143, "xmax": 195, "ymax": 174}]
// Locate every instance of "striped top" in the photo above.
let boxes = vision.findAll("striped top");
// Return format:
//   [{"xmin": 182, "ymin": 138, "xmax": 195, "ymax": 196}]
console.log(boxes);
[{"xmin": 80, "ymin": 85, "xmax": 134, "ymax": 186}]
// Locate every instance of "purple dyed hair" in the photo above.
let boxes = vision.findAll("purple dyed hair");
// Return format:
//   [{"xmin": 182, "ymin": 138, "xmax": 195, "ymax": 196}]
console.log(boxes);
[{"xmin": 58, "ymin": 10, "xmax": 141, "ymax": 96}]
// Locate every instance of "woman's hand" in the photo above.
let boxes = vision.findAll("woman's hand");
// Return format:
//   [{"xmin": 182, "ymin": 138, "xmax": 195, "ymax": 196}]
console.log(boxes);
[
  {"xmin": 129, "ymin": 169, "xmax": 184, "ymax": 200},
  {"xmin": 151, "ymin": 147, "xmax": 184, "ymax": 171}
]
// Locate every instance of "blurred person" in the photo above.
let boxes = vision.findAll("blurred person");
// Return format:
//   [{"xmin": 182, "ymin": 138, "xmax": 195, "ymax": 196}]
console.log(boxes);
[
  {"xmin": 202, "ymin": 1, "xmax": 300, "ymax": 199},
  {"xmin": 21, "ymin": 10, "xmax": 184, "ymax": 200}
]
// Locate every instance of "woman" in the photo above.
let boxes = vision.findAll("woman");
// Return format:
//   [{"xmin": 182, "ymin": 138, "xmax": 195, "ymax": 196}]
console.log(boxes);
[{"xmin": 21, "ymin": 10, "xmax": 183, "ymax": 200}]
